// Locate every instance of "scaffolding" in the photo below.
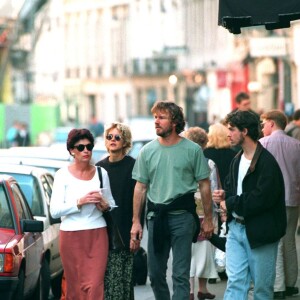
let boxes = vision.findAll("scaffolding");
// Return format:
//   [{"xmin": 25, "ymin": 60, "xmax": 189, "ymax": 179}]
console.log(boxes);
[{"xmin": 0, "ymin": 0, "xmax": 48, "ymax": 103}]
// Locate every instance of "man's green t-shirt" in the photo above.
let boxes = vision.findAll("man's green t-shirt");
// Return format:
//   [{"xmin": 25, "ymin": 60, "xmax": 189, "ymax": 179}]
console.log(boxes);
[{"xmin": 132, "ymin": 137, "xmax": 210, "ymax": 205}]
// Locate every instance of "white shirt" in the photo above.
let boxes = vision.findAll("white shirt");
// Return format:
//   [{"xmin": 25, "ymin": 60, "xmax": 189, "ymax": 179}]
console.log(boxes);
[
  {"xmin": 233, "ymin": 154, "xmax": 251, "ymax": 220},
  {"xmin": 50, "ymin": 166, "xmax": 115, "ymax": 231},
  {"xmin": 237, "ymin": 154, "xmax": 251, "ymax": 196}
]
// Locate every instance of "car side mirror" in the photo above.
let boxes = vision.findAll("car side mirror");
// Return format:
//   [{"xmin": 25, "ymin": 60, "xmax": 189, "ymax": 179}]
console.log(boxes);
[{"xmin": 21, "ymin": 219, "xmax": 44, "ymax": 232}]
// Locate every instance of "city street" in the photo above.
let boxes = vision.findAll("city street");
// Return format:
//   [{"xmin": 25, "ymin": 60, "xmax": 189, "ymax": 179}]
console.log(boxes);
[
  {"xmin": 134, "ymin": 228, "xmax": 300, "ymax": 300},
  {"xmin": 48, "ymin": 226, "xmax": 300, "ymax": 300}
]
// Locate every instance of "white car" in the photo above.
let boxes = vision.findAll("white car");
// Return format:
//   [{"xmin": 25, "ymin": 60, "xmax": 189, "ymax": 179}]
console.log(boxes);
[
  {"xmin": 0, "ymin": 146, "xmax": 72, "ymax": 161},
  {"xmin": 0, "ymin": 164, "xmax": 63, "ymax": 299},
  {"xmin": 92, "ymin": 137, "xmax": 108, "ymax": 163},
  {"xmin": 0, "ymin": 156, "xmax": 70, "ymax": 176},
  {"xmin": 0, "ymin": 146, "xmax": 72, "ymax": 175},
  {"xmin": 93, "ymin": 136, "xmax": 152, "ymax": 161}
]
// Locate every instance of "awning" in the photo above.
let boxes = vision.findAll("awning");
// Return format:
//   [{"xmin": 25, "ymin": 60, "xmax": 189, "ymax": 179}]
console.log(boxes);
[{"xmin": 219, "ymin": 0, "xmax": 300, "ymax": 34}]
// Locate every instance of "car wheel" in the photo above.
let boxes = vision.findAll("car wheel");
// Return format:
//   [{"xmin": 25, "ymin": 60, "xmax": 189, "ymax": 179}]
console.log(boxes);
[
  {"xmin": 40, "ymin": 259, "xmax": 51, "ymax": 300},
  {"xmin": 51, "ymin": 272, "xmax": 63, "ymax": 298},
  {"xmin": 12, "ymin": 269, "xmax": 25, "ymax": 300}
]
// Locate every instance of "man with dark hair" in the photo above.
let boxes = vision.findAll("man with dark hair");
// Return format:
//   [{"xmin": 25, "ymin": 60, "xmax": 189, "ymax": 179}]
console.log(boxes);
[
  {"xmin": 232, "ymin": 92, "xmax": 260, "ymax": 152},
  {"xmin": 235, "ymin": 92, "xmax": 251, "ymax": 111},
  {"xmin": 285, "ymin": 109, "xmax": 300, "ymax": 141},
  {"xmin": 234, "ymin": 91, "xmax": 260, "ymax": 117},
  {"xmin": 260, "ymin": 110, "xmax": 300, "ymax": 299},
  {"xmin": 213, "ymin": 110, "xmax": 286, "ymax": 300},
  {"xmin": 130, "ymin": 101, "xmax": 214, "ymax": 300}
]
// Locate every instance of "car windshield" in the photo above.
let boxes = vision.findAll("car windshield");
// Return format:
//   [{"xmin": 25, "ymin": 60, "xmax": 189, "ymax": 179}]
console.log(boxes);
[
  {"xmin": 0, "ymin": 185, "xmax": 13, "ymax": 229},
  {"xmin": 0, "ymin": 173, "xmax": 44, "ymax": 217}
]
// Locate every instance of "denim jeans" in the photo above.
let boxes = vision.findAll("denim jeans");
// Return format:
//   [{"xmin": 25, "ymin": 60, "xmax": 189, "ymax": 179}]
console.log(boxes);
[
  {"xmin": 147, "ymin": 212, "xmax": 195, "ymax": 300},
  {"xmin": 224, "ymin": 220, "xmax": 278, "ymax": 300}
]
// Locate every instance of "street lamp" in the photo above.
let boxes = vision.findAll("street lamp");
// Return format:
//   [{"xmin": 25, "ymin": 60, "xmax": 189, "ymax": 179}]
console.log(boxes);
[{"xmin": 169, "ymin": 74, "xmax": 178, "ymax": 102}]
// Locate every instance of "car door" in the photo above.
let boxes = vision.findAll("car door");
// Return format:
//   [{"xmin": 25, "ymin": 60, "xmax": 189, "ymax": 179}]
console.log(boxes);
[
  {"xmin": 40, "ymin": 174, "xmax": 62, "ymax": 275},
  {"xmin": 11, "ymin": 183, "xmax": 43, "ymax": 293}
]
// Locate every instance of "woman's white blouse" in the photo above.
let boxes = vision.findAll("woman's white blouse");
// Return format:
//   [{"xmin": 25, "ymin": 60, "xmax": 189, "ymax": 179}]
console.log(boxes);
[{"xmin": 50, "ymin": 166, "xmax": 115, "ymax": 231}]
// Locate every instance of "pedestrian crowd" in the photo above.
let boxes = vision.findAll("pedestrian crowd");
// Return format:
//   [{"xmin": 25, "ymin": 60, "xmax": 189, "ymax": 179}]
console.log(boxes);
[
  {"xmin": 6, "ymin": 120, "xmax": 30, "ymax": 147},
  {"xmin": 48, "ymin": 92, "xmax": 300, "ymax": 300}
]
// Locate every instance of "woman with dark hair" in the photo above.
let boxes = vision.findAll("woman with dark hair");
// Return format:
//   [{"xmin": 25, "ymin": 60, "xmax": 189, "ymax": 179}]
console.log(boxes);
[{"xmin": 50, "ymin": 128, "xmax": 115, "ymax": 300}]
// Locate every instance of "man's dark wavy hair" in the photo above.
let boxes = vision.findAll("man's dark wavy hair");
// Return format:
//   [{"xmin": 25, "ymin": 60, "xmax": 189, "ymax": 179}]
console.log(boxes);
[
  {"xmin": 151, "ymin": 101, "xmax": 186, "ymax": 134},
  {"xmin": 225, "ymin": 110, "xmax": 261, "ymax": 141},
  {"xmin": 235, "ymin": 92, "xmax": 249, "ymax": 104}
]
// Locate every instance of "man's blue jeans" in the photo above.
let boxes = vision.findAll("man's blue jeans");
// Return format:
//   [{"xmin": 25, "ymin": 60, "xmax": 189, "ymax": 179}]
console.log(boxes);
[
  {"xmin": 147, "ymin": 212, "xmax": 195, "ymax": 300},
  {"xmin": 224, "ymin": 220, "xmax": 278, "ymax": 300}
]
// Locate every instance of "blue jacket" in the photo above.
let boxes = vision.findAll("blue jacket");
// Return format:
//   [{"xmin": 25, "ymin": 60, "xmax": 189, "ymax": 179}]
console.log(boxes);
[{"xmin": 224, "ymin": 142, "xmax": 287, "ymax": 249}]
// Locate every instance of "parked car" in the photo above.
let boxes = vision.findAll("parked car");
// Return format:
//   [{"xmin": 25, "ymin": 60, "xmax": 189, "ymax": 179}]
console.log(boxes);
[
  {"xmin": 129, "ymin": 139, "xmax": 152, "ymax": 159},
  {"xmin": 0, "ymin": 146, "xmax": 72, "ymax": 175},
  {"xmin": 0, "ymin": 156, "xmax": 70, "ymax": 176},
  {"xmin": 51, "ymin": 126, "xmax": 74, "ymax": 145},
  {"xmin": 92, "ymin": 137, "xmax": 108, "ymax": 163},
  {"xmin": 0, "ymin": 174, "xmax": 44, "ymax": 300},
  {"xmin": 0, "ymin": 146, "xmax": 72, "ymax": 162},
  {"xmin": 92, "ymin": 136, "xmax": 152, "ymax": 161},
  {"xmin": 0, "ymin": 165, "xmax": 63, "ymax": 299}
]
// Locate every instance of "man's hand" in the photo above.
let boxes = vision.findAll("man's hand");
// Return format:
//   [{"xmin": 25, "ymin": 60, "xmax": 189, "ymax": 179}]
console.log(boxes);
[
  {"xmin": 198, "ymin": 178, "xmax": 214, "ymax": 238},
  {"xmin": 220, "ymin": 200, "xmax": 227, "ymax": 213},
  {"xmin": 212, "ymin": 189, "xmax": 225, "ymax": 203},
  {"xmin": 130, "ymin": 221, "xmax": 143, "ymax": 252},
  {"xmin": 130, "ymin": 181, "xmax": 147, "ymax": 252},
  {"xmin": 201, "ymin": 217, "xmax": 214, "ymax": 239}
]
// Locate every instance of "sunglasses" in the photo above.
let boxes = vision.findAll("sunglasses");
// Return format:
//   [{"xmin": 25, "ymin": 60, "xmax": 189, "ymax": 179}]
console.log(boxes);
[
  {"xmin": 74, "ymin": 143, "xmax": 94, "ymax": 152},
  {"xmin": 106, "ymin": 134, "xmax": 122, "ymax": 141}
]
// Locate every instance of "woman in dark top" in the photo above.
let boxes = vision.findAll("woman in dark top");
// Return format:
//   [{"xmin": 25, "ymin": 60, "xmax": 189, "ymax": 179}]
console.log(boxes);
[
  {"xmin": 204, "ymin": 123, "xmax": 236, "ymax": 283},
  {"xmin": 203, "ymin": 123, "xmax": 236, "ymax": 188},
  {"xmin": 96, "ymin": 122, "xmax": 136, "ymax": 300}
]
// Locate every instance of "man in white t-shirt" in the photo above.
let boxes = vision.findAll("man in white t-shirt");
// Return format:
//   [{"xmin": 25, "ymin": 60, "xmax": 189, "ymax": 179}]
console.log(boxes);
[{"xmin": 213, "ymin": 110, "xmax": 286, "ymax": 300}]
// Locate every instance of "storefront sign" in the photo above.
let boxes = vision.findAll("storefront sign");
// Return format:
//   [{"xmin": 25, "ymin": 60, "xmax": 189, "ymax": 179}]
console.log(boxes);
[{"xmin": 250, "ymin": 37, "xmax": 287, "ymax": 57}]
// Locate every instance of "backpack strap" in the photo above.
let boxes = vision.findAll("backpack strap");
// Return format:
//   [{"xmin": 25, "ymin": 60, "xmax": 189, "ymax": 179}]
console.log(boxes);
[{"xmin": 96, "ymin": 166, "xmax": 103, "ymax": 188}]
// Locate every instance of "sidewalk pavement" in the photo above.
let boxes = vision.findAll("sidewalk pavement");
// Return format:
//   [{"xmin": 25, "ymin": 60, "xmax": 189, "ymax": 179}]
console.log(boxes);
[{"xmin": 134, "ymin": 230, "xmax": 300, "ymax": 300}]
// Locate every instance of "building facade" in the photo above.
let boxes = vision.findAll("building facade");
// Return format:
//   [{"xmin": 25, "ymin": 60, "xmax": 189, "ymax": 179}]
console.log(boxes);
[
  {"xmin": 33, "ymin": 0, "xmax": 235, "ymax": 126},
  {"xmin": 3, "ymin": 0, "xmax": 300, "ymax": 128}
]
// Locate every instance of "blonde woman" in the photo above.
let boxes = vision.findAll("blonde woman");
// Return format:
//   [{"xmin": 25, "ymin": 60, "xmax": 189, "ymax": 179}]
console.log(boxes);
[
  {"xmin": 185, "ymin": 127, "xmax": 219, "ymax": 300},
  {"xmin": 96, "ymin": 122, "xmax": 137, "ymax": 300},
  {"xmin": 204, "ymin": 123, "xmax": 236, "ymax": 188}
]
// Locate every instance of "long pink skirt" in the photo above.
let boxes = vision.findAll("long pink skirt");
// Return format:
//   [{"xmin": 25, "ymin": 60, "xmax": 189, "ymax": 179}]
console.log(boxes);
[{"xmin": 60, "ymin": 227, "xmax": 108, "ymax": 300}]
